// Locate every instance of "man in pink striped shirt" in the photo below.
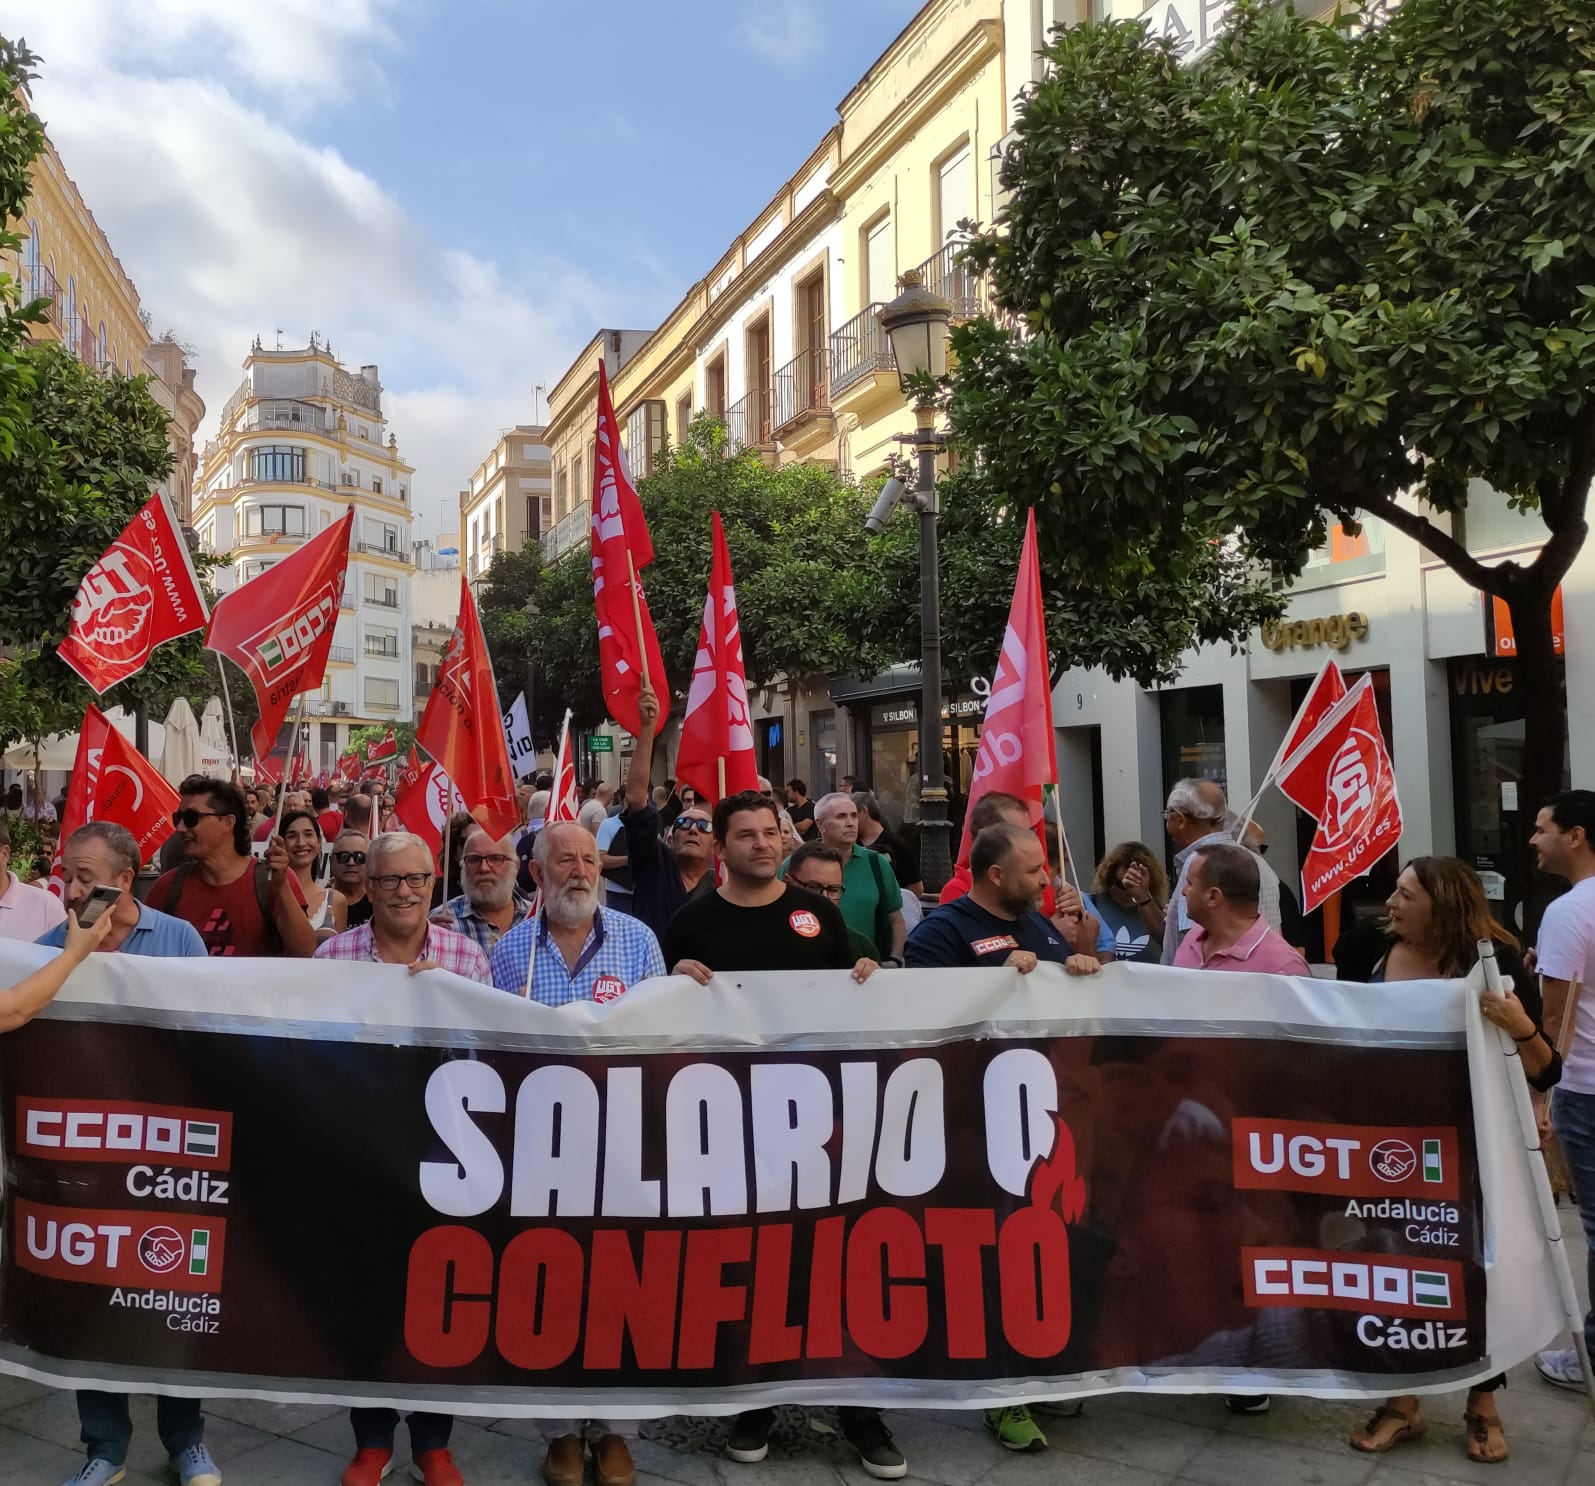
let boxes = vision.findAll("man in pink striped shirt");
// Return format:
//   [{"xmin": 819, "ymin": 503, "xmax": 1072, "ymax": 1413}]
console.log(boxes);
[{"xmin": 1173, "ymin": 842, "xmax": 1310, "ymax": 977}]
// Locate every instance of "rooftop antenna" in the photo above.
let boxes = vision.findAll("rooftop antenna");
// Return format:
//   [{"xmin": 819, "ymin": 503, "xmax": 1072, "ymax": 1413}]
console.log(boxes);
[
  {"xmin": 275, "ymin": 328, "xmax": 283, "ymax": 350},
  {"xmin": 533, "ymin": 382, "xmax": 547, "ymax": 423}
]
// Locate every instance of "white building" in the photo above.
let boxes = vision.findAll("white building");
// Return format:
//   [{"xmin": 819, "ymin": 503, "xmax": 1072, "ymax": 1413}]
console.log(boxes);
[{"xmin": 194, "ymin": 338, "xmax": 417, "ymax": 771}]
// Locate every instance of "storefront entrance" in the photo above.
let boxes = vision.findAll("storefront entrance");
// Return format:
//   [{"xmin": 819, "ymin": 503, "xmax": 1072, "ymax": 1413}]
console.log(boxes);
[{"xmin": 861, "ymin": 694, "xmax": 984, "ymax": 832}]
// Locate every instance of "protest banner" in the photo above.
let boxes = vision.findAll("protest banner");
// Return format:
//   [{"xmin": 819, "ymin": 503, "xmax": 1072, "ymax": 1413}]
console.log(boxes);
[{"xmin": 0, "ymin": 950, "xmax": 1573, "ymax": 1416}]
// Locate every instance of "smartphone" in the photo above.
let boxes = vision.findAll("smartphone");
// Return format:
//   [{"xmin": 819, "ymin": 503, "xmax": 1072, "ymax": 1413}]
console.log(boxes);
[{"xmin": 75, "ymin": 884, "xmax": 125, "ymax": 928}]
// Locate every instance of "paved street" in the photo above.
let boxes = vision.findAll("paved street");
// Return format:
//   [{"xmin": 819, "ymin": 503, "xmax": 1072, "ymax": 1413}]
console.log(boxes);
[{"xmin": 2, "ymin": 1209, "xmax": 1588, "ymax": 1486}]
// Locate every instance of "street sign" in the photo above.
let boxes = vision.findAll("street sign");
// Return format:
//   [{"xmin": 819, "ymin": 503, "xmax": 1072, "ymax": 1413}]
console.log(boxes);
[{"xmin": 589, "ymin": 735, "xmax": 614, "ymax": 753}]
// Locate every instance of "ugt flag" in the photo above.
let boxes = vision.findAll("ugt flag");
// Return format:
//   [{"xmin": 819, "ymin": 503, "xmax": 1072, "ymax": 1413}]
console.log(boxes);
[
  {"xmin": 591, "ymin": 360, "xmax": 668, "ymax": 735},
  {"xmin": 1261, "ymin": 657, "xmax": 1348, "ymax": 785},
  {"xmin": 675, "ymin": 512, "xmax": 758, "ymax": 807},
  {"xmin": 393, "ymin": 749, "xmax": 466, "ymax": 859},
  {"xmin": 58, "ymin": 494, "xmax": 209, "ymax": 693},
  {"xmin": 955, "ymin": 509, "xmax": 1058, "ymax": 867},
  {"xmin": 546, "ymin": 710, "xmax": 580, "ymax": 825},
  {"xmin": 1277, "ymin": 674, "xmax": 1402, "ymax": 912},
  {"xmin": 206, "ymin": 510, "xmax": 353, "ymax": 761},
  {"xmin": 415, "ymin": 577, "xmax": 519, "ymax": 841}
]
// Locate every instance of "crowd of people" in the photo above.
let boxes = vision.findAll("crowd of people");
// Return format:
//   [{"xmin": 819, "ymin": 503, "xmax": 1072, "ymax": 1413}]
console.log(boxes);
[{"xmin": 1, "ymin": 711, "xmax": 1592, "ymax": 1486}]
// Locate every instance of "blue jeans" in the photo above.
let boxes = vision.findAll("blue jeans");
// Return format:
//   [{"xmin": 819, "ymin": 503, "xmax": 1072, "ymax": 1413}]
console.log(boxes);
[
  {"xmin": 350, "ymin": 1408, "xmax": 453, "ymax": 1454},
  {"xmin": 77, "ymin": 1392, "xmax": 203, "ymax": 1466},
  {"xmin": 1552, "ymin": 1088, "xmax": 1595, "ymax": 1354}
]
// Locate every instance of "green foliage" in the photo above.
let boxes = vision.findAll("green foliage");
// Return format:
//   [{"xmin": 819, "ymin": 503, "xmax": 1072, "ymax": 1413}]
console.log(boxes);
[
  {"xmin": 0, "ymin": 36, "xmax": 46, "ymax": 466},
  {"xmin": 951, "ymin": 0, "xmax": 1595, "ymax": 786},
  {"xmin": 349, "ymin": 721, "xmax": 416, "ymax": 758}
]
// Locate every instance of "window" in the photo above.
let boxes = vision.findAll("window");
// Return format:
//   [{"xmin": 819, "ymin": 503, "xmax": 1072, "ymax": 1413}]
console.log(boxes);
[
  {"xmin": 364, "ymin": 677, "xmax": 400, "ymax": 711},
  {"xmin": 22, "ymin": 222, "xmax": 38, "ymax": 297},
  {"xmin": 415, "ymin": 662, "xmax": 436, "ymax": 695},
  {"xmin": 676, "ymin": 392, "xmax": 693, "ymax": 445},
  {"xmin": 244, "ymin": 504, "xmax": 307, "ymax": 536},
  {"xmin": 705, "ymin": 354, "xmax": 727, "ymax": 417},
  {"xmin": 365, "ymin": 520, "xmax": 399, "ymax": 552},
  {"xmin": 98, "ymin": 321, "xmax": 107, "ymax": 366},
  {"xmin": 573, "ymin": 455, "xmax": 584, "ymax": 506},
  {"xmin": 863, "ymin": 212, "xmax": 894, "ymax": 306},
  {"xmin": 625, "ymin": 400, "xmax": 667, "ymax": 479},
  {"xmin": 364, "ymin": 574, "xmax": 399, "ymax": 607},
  {"xmin": 364, "ymin": 624, "xmax": 399, "ymax": 658},
  {"xmin": 397, "ymin": 485, "xmax": 406, "ymax": 502},
  {"xmin": 342, "ymin": 471, "xmax": 358, "ymax": 487},
  {"xmin": 64, "ymin": 276, "xmax": 76, "ymax": 339},
  {"xmin": 241, "ymin": 559, "xmax": 278, "ymax": 582},
  {"xmin": 372, "ymin": 477, "xmax": 383, "ymax": 495},
  {"xmin": 249, "ymin": 445, "xmax": 306, "ymax": 483},
  {"xmin": 935, "ymin": 141, "xmax": 973, "ymax": 243},
  {"xmin": 556, "ymin": 465, "xmax": 569, "ymax": 512}
]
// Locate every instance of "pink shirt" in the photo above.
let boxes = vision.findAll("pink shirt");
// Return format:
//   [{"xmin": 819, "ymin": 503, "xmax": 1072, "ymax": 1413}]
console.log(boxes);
[
  {"xmin": 0, "ymin": 871, "xmax": 67, "ymax": 942},
  {"xmin": 1174, "ymin": 915, "xmax": 1310, "ymax": 976}
]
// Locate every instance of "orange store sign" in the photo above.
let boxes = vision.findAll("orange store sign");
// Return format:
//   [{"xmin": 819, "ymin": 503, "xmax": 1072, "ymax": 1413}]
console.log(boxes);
[{"xmin": 1490, "ymin": 588, "xmax": 1565, "ymax": 659}]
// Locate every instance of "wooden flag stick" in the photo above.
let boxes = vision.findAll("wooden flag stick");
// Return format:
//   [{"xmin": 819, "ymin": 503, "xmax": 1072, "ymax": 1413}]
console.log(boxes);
[
  {"xmin": 717, "ymin": 756, "xmax": 726, "ymax": 804},
  {"xmin": 214, "ymin": 654, "xmax": 242, "ymax": 785},
  {"xmin": 626, "ymin": 551, "xmax": 651, "ymax": 693},
  {"xmin": 1049, "ymin": 784, "xmax": 1075, "ymax": 890},
  {"xmin": 521, "ymin": 888, "xmax": 542, "ymax": 1000},
  {"xmin": 273, "ymin": 694, "xmax": 310, "ymax": 837}
]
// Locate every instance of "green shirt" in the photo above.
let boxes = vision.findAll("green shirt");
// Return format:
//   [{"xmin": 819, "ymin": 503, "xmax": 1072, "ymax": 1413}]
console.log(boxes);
[{"xmin": 783, "ymin": 844, "xmax": 902, "ymax": 956}]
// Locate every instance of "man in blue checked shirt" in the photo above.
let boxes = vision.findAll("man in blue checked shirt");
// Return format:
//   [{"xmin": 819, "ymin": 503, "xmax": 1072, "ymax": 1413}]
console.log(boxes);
[{"xmin": 488, "ymin": 821, "xmax": 663, "ymax": 1486}]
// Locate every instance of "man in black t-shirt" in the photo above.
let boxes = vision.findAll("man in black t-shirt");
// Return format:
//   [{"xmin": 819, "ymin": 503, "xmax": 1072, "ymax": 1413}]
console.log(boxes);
[
  {"xmin": 661, "ymin": 791, "xmax": 902, "ymax": 1480},
  {"xmin": 784, "ymin": 778, "xmax": 817, "ymax": 840},
  {"xmin": 906, "ymin": 822, "xmax": 1102, "ymax": 975}
]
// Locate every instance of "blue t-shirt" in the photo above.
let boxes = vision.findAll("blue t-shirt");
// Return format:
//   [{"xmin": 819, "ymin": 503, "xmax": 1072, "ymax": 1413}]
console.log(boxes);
[
  {"xmin": 905, "ymin": 894, "xmax": 1071, "ymax": 968},
  {"xmin": 36, "ymin": 903, "xmax": 207, "ymax": 958}
]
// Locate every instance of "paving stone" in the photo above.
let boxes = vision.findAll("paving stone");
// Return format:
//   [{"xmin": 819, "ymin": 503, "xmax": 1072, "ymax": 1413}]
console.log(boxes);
[
  {"xmin": 0, "ymin": 1374, "xmax": 50, "ymax": 1413},
  {"xmin": 198, "ymin": 1433, "xmax": 344, "ymax": 1484},
  {"xmin": 1177, "ymin": 1430, "xmax": 1379, "ymax": 1486},
  {"xmin": 199, "ymin": 1394, "xmax": 344, "ymax": 1437}
]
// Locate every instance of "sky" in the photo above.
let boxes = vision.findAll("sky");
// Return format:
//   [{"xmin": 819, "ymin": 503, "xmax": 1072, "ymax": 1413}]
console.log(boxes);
[{"xmin": 10, "ymin": 0, "xmax": 916, "ymax": 543}]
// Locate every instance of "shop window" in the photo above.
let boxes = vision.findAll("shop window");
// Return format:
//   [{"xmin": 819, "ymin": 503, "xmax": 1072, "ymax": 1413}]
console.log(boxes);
[
  {"xmin": 1461, "ymin": 478, "xmax": 1550, "ymax": 553},
  {"xmin": 1297, "ymin": 517, "xmax": 1386, "ymax": 587}
]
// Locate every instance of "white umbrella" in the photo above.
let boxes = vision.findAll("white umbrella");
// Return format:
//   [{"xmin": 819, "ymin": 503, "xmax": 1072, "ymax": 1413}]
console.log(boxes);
[
  {"xmin": 160, "ymin": 698, "xmax": 202, "ymax": 785},
  {"xmin": 199, "ymin": 697, "xmax": 233, "ymax": 777}
]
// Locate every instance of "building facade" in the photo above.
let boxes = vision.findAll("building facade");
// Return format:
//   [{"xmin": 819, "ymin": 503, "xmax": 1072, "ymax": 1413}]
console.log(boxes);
[
  {"xmin": 193, "ymin": 339, "xmax": 417, "ymax": 769},
  {"xmin": 459, "ymin": 424, "xmax": 552, "ymax": 587}
]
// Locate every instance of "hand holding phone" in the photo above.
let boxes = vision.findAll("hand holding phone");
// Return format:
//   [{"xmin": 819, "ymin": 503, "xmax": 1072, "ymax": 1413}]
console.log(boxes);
[{"xmin": 75, "ymin": 884, "xmax": 125, "ymax": 929}]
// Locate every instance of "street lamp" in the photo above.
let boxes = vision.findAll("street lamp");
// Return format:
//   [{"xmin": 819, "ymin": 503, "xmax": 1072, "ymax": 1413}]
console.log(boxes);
[{"xmin": 877, "ymin": 268, "xmax": 955, "ymax": 894}]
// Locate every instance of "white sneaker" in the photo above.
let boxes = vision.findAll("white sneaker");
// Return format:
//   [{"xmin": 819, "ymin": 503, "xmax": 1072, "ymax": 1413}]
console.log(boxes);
[{"xmin": 1535, "ymin": 1346, "xmax": 1584, "ymax": 1391}]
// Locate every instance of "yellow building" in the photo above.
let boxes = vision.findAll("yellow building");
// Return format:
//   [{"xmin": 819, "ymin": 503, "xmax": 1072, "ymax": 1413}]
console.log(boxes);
[
  {"xmin": 5, "ymin": 137, "xmax": 208, "ymax": 519},
  {"xmin": 459, "ymin": 424, "xmax": 552, "ymax": 589},
  {"xmin": 193, "ymin": 338, "xmax": 417, "ymax": 766}
]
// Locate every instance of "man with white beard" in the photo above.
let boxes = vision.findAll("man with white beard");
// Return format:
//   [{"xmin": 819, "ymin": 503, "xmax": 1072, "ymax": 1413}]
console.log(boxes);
[
  {"xmin": 487, "ymin": 821, "xmax": 665, "ymax": 1486},
  {"xmin": 430, "ymin": 824, "xmax": 531, "ymax": 955}
]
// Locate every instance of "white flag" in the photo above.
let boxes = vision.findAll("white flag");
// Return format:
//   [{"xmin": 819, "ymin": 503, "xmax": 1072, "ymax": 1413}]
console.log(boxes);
[{"xmin": 502, "ymin": 692, "xmax": 538, "ymax": 780}]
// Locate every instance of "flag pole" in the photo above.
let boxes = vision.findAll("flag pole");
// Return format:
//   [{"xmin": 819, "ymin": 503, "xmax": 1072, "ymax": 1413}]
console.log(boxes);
[
  {"xmin": 1049, "ymin": 785, "xmax": 1075, "ymax": 889},
  {"xmin": 717, "ymin": 757, "xmax": 726, "ymax": 803},
  {"xmin": 273, "ymin": 695, "xmax": 309, "ymax": 837},
  {"xmin": 626, "ymin": 552, "xmax": 651, "ymax": 692},
  {"xmin": 214, "ymin": 653, "xmax": 241, "ymax": 784}
]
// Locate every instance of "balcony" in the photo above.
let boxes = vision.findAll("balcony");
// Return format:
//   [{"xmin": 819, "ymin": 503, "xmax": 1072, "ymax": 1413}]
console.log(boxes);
[
  {"xmin": 363, "ymin": 593, "xmax": 400, "ymax": 609},
  {"xmin": 542, "ymin": 500, "xmax": 591, "ymax": 563},
  {"xmin": 77, "ymin": 319, "xmax": 97, "ymax": 365},
  {"xmin": 829, "ymin": 304, "xmax": 896, "ymax": 395},
  {"xmin": 772, "ymin": 347, "xmax": 828, "ymax": 435},
  {"xmin": 363, "ymin": 641, "xmax": 401, "ymax": 660},
  {"xmin": 246, "ymin": 400, "xmax": 334, "ymax": 433},
  {"xmin": 328, "ymin": 646, "xmax": 354, "ymax": 664},
  {"xmin": 725, "ymin": 386, "xmax": 772, "ymax": 451},
  {"xmin": 29, "ymin": 264, "xmax": 59, "ymax": 328},
  {"xmin": 237, "ymin": 530, "xmax": 308, "ymax": 548},
  {"xmin": 357, "ymin": 540, "xmax": 409, "ymax": 564},
  {"xmin": 914, "ymin": 242, "xmax": 985, "ymax": 321}
]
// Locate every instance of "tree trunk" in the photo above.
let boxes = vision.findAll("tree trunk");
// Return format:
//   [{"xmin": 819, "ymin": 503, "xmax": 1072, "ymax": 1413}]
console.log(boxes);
[{"xmin": 1505, "ymin": 581, "xmax": 1565, "ymax": 936}]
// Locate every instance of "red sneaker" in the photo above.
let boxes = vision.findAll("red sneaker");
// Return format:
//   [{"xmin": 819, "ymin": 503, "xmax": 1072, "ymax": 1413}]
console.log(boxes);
[
  {"xmin": 341, "ymin": 1448, "xmax": 395, "ymax": 1486},
  {"xmin": 411, "ymin": 1448, "xmax": 465, "ymax": 1486}
]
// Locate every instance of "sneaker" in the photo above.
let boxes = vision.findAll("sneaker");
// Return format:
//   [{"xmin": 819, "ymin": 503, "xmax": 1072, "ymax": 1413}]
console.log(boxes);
[
  {"xmin": 840, "ymin": 1411, "xmax": 907, "ymax": 1480},
  {"xmin": 985, "ymin": 1406, "xmax": 1047, "ymax": 1451},
  {"xmin": 341, "ymin": 1448, "xmax": 395, "ymax": 1486},
  {"xmin": 725, "ymin": 1410, "xmax": 773, "ymax": 1464},
  {"xmin": 62, "ymin": 1464, "xmax": 125, "ymax": 1486},
  {"xmin": 410, "ymin": 1449, "xmax": 463, "ymax": 1486},
  {"xmin": 1535, "ymin": 1346, "xmax": 1585, "ymax": 1391},
  {"xmin": 1224, "ymin": 1395, "xmax": 1272, "ymax": 1415},
  {"xmin": 172, "ymin": 1445, "xmax": 222, "ymax": 1486}
]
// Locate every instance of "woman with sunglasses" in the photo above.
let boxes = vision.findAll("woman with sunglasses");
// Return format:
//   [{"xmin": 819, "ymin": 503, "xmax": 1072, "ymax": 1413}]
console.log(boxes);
[
  {"xmin": 280, "ymin": 810, "xmax": 346, "ymax": 940},
  {"xmin": 1347, "ymin": 856, "xmax": 1559, "ymax": 1467},
  {"xmin": 330, "ymin": 830, "xmax": 373, "ymax": 927}
]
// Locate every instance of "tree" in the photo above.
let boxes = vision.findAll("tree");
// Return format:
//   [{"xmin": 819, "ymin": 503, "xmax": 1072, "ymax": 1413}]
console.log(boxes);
[
  {"xmin": 952, "ymin": 0, "xmax": 1595, "ymax": 848},
  {"xmin": 349, "ymin": 722, "xmax": 416, "ymax": 758},
  {"xmin": 0, "ymin": 37, "xmax": 45, "ymax": 464}
]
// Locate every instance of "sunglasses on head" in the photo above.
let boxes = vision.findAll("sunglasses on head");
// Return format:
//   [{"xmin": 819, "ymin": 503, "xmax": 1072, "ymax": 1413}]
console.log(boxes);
[
  {"xmin": 672, "ymin": 816, "xmax": 713, "ymax": 835},
  {"xmin": 171, "ymin": 808, "xmax": 225, "ymax": 829}
]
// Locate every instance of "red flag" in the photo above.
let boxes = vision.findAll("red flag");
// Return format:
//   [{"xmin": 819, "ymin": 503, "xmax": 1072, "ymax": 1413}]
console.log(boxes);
[
  {"xmin": 205, "ymin": 509, "xmax": 353, "ymax": 761},
  {"xmin": 546, "ymin": 712, "xmax": 579, "ymax": 824},
  {"xmin": 49, "ymin": 707, "xmax": 178, "ymax": 892},
  {"xmin": 675, "ymin": 512, "xmax": 759, "ymax": 807},
  {"xmin": 955, "ymin": 510, "xmax": 1058, "ymax": 867},
  {"xmin": 591, "ymin": 360, "xmax": 669, "ymax": 735},
  {"xmin": 393, "ymin": 749, "xmax": 465, "ymax": 859},
  {"xmin": 1265, "ymin": 657, "xmax": 1348, "ymax": 783},
  {"xmin": 366, "ymin": 725, "xmax": 397, "ymax": 761},
  {"xmin": 338, "ymin": 751, "xmax": 362, "ymax": 782},
  {"xmin": 361, "ymin": 761, "xmax": 390, "ymax": 782},
  {"xmin": 1277, "ymin": 675, "xmax": 1403, "ymax": 912},
  {"xmin": 58, "ymin": 494, "xmax": 209, "ymax": 693},
  {"xmin": 253, "ymin": 756, "xmax": 282, "ymax": 787},
  {"xmin": 415, "ymin": 577, "xmax": 519, "ymax": 840}
]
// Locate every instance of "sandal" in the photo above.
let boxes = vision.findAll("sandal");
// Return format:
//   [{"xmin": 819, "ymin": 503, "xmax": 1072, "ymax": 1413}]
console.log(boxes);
[
  {"xmin": 1348, "ymin": 1401, "xmax": 1426, "ymax": 1453},
  {"xmin": 1464, "ymin": 1409, "xmax": 1508, "ymax": 1464}
]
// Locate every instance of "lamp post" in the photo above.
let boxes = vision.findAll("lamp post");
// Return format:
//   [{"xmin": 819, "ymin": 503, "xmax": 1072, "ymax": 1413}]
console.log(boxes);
[{"xmin": 877, "ymin": 268, "xmax": 954, "ymax": 893}]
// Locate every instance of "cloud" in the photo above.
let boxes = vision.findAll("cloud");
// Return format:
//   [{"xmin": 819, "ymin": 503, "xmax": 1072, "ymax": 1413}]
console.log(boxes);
[
  {"xmin": 734, "ymin": 2, "xmax": 827, "ymax": 71},
  {"xmin": 8, "ymin": 0, "xmax": 622, "ymax": 543}
]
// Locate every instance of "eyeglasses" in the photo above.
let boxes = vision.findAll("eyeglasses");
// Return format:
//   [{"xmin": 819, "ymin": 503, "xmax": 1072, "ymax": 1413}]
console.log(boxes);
[
  {"xmin": 789, "ymin": 878, "xmax": 844, "ymax": 901},
  {"xmin": 672, "ymin": 817, "xmax": 713, "ymax": 835},
  {"xmin": 332, "ymin": 850, "xmax": 367, "ymax": 865},
  {"xmin": 369, "ymin": 872, "xmax": 433, "ymax": 891},
  {"xmin": 172, "ymin": 809, "xmax": 225, "ymax": 829},
  {"xmin": 462, "ymin": 853, "xmax": 513, "ymax": 869}
]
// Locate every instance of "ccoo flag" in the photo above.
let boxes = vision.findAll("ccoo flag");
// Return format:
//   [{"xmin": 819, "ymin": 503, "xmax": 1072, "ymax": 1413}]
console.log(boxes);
[
  {"xmin": 590, "ymin": 360, "xmax": 669, "ymax": 735},
  {"xmin": 366, "ymin": 725, "xmax": 397, "ymax": 761},
  {"xmin": 1276, "ymin": 674, "xmax": 1403, "ymax": 912},
  {"xmin": 59, "ymin": 494, "xmax": 209, "ymax": 693},
  {"xmin": 954, "ymin": 510, "xmax": 1059, "ymax": 868},
  {"xmin": 415, "ymin": 577, "xmax": 519, "ymax": 841},
  {"xmin": 205, "ymin": 509, "xmax": 354, "ymax": 761},
  {"xmin": 674, "ymin": 512, "xmax": 759, "ymax": 807}
]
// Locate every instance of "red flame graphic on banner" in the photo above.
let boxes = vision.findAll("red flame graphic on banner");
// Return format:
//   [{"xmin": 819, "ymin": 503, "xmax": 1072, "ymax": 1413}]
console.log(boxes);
[{"xmin": 1025, "ymin": 1114, "xmax": 1087, "ymax": 1224}]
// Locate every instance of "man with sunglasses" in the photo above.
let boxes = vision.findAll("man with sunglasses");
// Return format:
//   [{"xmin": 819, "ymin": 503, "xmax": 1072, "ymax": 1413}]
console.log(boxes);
[
  {"xmin": 617, "ymin": 685, "xmax": 714, "ymax": 940},
  {"xmin": 315, "ymin": 831, "xmax": 489, "ymax": 1486},
  {"xmin": 330, "ymin": 830, "xmax": 374, "ymax": 927},
  {"xmin": 431, "ymin": 825, "xmax": 531, "ymax": 955},
  {"xmin": 150, "ymin": 776, "xmax": 317, "ymax": 958}
]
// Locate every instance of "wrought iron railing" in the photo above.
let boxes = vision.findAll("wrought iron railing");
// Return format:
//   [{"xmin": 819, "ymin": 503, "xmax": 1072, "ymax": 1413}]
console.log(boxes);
[
  {"xmin": 914, "ymin": 241, "xmax": 986, "ymax": 320},
  {"xmin": 829, "ymin": 304, "xmax": 896, "ymax": 394},
  {"xmin": 725, "ymin": 386, "xmax": 772, "ymax": 450},
  {"xmin": 542, "ymin": 500, "xmax": 591, "ymax": 563},
  {"xmin": 772, "ymin": 347, "xmax": 827, "ymax": 433}
]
